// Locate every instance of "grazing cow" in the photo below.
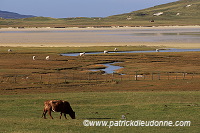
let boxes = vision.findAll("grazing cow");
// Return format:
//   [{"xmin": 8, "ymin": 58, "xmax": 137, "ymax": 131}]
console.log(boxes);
[{"xmin": 41, "ymin": 100, "xmax": 75, "ymax": 119}]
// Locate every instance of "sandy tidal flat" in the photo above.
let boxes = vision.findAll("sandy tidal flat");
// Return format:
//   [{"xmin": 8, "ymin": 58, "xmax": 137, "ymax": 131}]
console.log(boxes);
[{"xmin": 0, "ymin": 26, "xmax": 200, "ymax": 48}]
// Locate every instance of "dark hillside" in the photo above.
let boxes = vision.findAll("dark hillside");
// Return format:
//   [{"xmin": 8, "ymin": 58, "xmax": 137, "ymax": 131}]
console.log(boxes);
[{"xmin": 0, "ymin": 10, "xmax": 35, "ymax": 19}]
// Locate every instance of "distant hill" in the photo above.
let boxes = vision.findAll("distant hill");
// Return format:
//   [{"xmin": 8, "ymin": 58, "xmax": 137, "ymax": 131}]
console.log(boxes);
[
  {"xmin": 107, "ymin": 0, "xmax": 200, "ymax": 21},
  {"xmin": 0, "ymin": 0, "xmax": 199, "ymax": 27},
  {"xmin": 0, "ymin": 10, "xmax": 35, "ymax": 19}
]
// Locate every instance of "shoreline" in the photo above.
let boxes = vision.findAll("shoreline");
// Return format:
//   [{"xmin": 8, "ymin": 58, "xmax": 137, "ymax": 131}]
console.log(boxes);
[
  {"xmin": 0, "ymin": 42, "xmax": 200, "ymax": 49},
  {"xmin": 1, "ymin": 25, "xmax": 200, "ymax": 31}
]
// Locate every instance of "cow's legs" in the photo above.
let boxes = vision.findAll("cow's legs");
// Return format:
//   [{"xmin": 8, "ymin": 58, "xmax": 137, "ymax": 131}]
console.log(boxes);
[
  {"xmin": 64, "ymin": 114, "xmax": 67, "ymax": 119},
  {"xmin": 42, "ymin": 109, "xmax": 47, "ymax": 119},
  {"xmin": 48, "ymin": 110, "xmax": 53, "ymax": 119},
  {"xmin": 60, "ymin": 113, "xmax": 67, "ymax": 119}
]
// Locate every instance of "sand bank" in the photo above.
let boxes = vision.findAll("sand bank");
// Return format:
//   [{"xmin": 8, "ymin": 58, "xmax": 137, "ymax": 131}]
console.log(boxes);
[
  {"xmin": 0, "ymin": 26, "xmax": 199, "ymax": 48},
  {"xmin": 1, "ymin": 42, "xmax": 200, "ymax": 49},
  {"xmin": 1, "ymin": 25, "xmax": 200, "ymax": 31}
]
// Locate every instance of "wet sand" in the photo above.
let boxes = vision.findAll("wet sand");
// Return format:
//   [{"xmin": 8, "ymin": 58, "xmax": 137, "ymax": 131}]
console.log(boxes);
[{"xmin": 0, "ymin": 26, "xmax": 200, "ymax": 48}]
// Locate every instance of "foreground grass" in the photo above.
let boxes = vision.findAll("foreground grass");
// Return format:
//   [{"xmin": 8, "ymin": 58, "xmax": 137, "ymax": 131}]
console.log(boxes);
[
  {"xmin": 0, "ymin": 91, "xmax": 199, "ymax": 133},
  {"xmin": 0, "ymin": 46, "xmax": 200, "ymax": 132}
]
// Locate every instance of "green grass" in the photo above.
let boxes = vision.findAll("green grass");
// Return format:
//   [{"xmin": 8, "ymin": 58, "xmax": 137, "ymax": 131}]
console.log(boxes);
[
  {"xmin": 0, "ymin": 91, "xmax": 199, "ymax": 133},
  {"xmin": 0, "ymin": 46, "xmax": 200, "ymax": 132}
]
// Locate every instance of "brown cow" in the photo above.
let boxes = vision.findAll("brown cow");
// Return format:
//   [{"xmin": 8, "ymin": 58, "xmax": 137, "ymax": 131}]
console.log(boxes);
[{"xmin": 41, "ymin": 100, "xmax": 75, "ymax": 119}]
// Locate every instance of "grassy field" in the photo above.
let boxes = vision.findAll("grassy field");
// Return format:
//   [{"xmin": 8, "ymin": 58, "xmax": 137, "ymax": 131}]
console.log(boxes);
[
  {"xmin": 1, "ymin": 15, "xmax": 199, "ymax": 28},
  {"xmin": 1, "ymin": 91, "xmax": 200, "ymax": 133},
  {"xmin": 1, "ymin": 46, "xmax": 200, "ymax": 94},
  {"xmin": 0, "ymin": 46, "xmax": 200, "ymax": 132}
]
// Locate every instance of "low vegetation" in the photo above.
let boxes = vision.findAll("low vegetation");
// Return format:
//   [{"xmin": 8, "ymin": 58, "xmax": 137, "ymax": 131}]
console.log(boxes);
[{"xmin": 1, "ymin": 46, "xmax": 200, "ymax": 94}]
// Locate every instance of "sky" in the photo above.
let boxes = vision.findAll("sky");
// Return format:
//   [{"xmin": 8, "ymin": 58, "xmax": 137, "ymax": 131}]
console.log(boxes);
[{"xmin": 0, "ymin": 0, "xmax": 178, "ymax": 18}]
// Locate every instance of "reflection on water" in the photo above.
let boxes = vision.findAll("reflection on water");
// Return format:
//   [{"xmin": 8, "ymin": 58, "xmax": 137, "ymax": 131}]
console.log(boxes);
[
  {"xmin": 1, "ymin": 27, "xmax": 200, "ymax": 43},
  {"xmin": 62, "ymin": 48, "xmax": 200, "ymax": 56},
  {"xmin": 91, "ymin": 62, "xmax": 123, "ymax": 74},
  {"xmin": 113, "ymin": 30, "xmax": 200, "ymax": 43},
  {"xmin": 62, "ymin": 48, "xmax": 200, "ymax": 74},
  {"xmin": 129, "ymin": 32, "xmax": 200, "ymax": 36}
]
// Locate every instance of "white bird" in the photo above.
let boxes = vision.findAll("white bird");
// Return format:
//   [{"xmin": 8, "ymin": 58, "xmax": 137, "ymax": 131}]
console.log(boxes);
[
  {"xmin": 8, "ymin": 49, "xmax": 12, "ymax": 52},
  {"xmin": 79, "ymin": 52, "xmax": 85, "ymax": 56},
  {"xmin": 114, "ymin": 48, "xmax": 118, "ymax": 51},
  {"xmin": 33, "ymin": 56, "xmax": 36, "ymax": 60},
  {"xmin": 121, "ymin": 115, "xmax": 126, "ymax": 119},
  {"xmin": 104, "ymin": 51, "xmax": 108, "ymax": 54},
  {"xmin": 46, "ymin": 56, "xmax": 50, "ymax": 60},
  {"xmin": 156, "ymin": 49, "xmax": 160, "ymax": 52}
]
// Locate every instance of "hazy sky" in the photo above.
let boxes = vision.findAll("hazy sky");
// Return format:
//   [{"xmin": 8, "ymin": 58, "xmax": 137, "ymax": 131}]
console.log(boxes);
[{"xmin": 1, "ymin": 0, "xmax": 178, "ymax": 18}]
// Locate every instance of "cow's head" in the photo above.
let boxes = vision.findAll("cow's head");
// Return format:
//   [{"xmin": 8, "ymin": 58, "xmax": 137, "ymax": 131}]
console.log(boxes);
[{"xmin": 69, "ymin": 111, "xmax": 75, "ymax": 119}]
